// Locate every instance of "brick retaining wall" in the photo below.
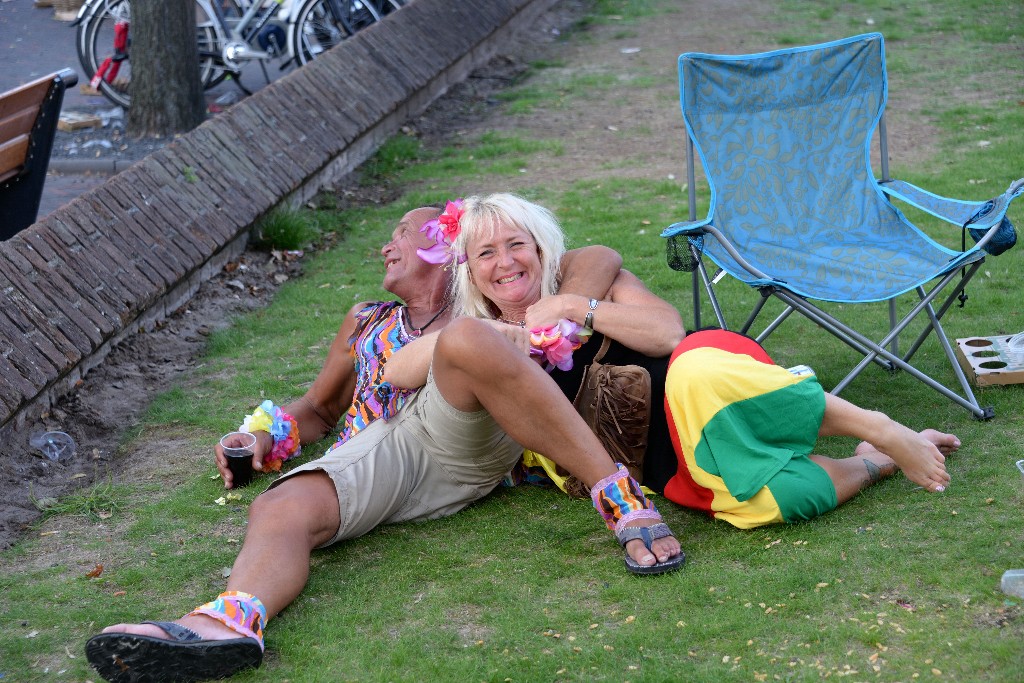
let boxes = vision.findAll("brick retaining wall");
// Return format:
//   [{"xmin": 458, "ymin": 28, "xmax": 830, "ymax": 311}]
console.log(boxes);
[{"xmin": 0, "ymin": 0, "xmax": 559, "ymax": 442}]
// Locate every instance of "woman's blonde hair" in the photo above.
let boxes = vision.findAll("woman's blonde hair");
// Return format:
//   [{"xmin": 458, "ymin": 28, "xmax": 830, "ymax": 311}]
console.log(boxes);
[{"xmin": 451, "ymin": 193, "xmax": 566, "ymax": 319}]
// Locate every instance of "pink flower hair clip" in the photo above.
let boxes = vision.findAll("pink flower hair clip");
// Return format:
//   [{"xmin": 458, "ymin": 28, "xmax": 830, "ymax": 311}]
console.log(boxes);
[{"xmin": 417, "ymin": 199, "xmax": 467, "ymax": 266}]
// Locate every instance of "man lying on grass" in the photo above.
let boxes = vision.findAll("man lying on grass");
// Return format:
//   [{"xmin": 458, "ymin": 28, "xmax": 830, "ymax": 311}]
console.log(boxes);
[{"xmin": 85, "ymin": 204, "xmax": 683, "ymax": 683}]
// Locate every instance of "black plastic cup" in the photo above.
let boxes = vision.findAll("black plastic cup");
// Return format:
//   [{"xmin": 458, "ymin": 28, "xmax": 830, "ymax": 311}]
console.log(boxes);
[{"xmin": 220, "ymin": 431, "xmax": 257, "ymax": 488}]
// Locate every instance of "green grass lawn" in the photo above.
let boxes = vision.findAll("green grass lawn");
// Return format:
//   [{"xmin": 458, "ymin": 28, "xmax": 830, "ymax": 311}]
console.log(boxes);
[{"xmin": 1, "ymin": 0, "xmax": 1022, "ymax": 681}]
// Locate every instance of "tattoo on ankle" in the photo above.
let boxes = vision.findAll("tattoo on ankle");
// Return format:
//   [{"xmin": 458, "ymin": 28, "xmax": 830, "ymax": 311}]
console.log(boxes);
[{"xmin": 864, "ymin": 459, "xmax": 897, "ymax": 484}]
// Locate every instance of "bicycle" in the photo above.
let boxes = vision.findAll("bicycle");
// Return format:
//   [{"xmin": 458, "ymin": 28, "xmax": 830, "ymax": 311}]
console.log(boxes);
[{"xmin": 74, "ymin": 0, "xmax": 405, "ymax": 109}]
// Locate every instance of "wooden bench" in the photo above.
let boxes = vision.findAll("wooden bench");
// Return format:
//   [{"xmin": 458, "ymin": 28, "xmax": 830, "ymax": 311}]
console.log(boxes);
[{"xmin": 0, "ymin": 68, "xmax": 78, "ymax": 240}]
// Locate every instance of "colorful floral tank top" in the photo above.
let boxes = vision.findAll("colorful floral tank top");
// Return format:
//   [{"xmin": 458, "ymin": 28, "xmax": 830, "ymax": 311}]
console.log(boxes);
[{"xmin": 337, "ymin": 301, "xmax": 415, "ymax": 445}]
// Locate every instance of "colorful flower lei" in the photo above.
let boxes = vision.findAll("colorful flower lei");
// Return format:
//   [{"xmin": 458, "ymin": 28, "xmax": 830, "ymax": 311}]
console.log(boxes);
[
  {"xmin": 417, "ymin": 199, "xmax": 467, "ymax": 266},
  {"xmin": 529, "ymin": 318, "xmax": 591, "ymax": 371},
  {"xmin": 240, "ymin": 400, "xmax": 301, "ymax": 472}
]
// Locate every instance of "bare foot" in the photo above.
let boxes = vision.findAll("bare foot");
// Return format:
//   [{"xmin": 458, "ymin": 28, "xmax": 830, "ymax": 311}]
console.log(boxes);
[
  {"xmin": 862, "ymin": 425, "xmax": 958, "ymax": 492},
  {"xmin": 100, "ymin": 614, "xmax": 243, "ymax": 642},
  {"xmin": 855, "ymin": 429, "xmax": 960, "ymax": 461},
  {"xmin": 620, "ymin": 518, "xmax": 682, "ymax": 567}
]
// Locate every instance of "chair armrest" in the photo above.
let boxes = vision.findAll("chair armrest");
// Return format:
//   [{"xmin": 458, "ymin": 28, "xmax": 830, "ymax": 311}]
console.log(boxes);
[
  {"xmin": 661, "ymin": 218, "xmax": 711, "ymax": 238},
  {"xmin": 880, "ymin": 177, "xmax": 1024, "ymax": 229}
]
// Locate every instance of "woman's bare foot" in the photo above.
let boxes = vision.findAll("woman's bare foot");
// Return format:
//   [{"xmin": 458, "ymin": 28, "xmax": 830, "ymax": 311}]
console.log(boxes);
[
  {"xmin": 856, "ymin": 432, "xmax": 958, "ymax": 458},
  {"xmin": 100, "ymin": 614, "xmax": 243, "ymax": 642},
  {"xmin": 861, "ymin": 425, "xmax": 958, "ymax": 492}
]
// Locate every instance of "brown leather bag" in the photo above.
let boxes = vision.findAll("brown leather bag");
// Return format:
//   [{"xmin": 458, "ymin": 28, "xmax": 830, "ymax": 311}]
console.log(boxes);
[{"xmin": 560, "ymin": 336, "xmax": 652, "ymax": 498}]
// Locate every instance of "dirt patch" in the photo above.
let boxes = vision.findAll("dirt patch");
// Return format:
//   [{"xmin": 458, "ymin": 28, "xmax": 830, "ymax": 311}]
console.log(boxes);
[{"xmin": 0, "ymin": 0, "xmax": 957, "ymax": 552}]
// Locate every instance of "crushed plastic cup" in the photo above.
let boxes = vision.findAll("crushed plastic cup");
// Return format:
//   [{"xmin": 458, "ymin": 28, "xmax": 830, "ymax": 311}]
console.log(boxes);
[
  {"xmin": 29, "ymin": 431, "xmax": 76, "ymax": 461},
  {"xmin": 1007, "ymin": 332, "xmax": 1024, "ymax": 364}
]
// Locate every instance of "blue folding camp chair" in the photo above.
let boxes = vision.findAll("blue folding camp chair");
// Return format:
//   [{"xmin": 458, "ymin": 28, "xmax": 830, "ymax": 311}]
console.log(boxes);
[{"xmin": 662, "ymin": 33, "xmax": 1022, "ymax": 419}]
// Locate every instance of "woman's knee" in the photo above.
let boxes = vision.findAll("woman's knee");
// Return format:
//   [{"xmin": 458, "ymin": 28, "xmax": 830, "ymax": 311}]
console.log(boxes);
[{"xmin": 436, "ymin": 319, "xmax": 509, "ymax": 372}]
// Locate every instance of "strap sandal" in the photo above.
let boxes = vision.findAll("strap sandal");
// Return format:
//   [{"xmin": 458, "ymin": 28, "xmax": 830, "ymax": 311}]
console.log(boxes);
[
  {"xmin": 85, "ymin": 620, "xmax": 262, "ymax": 683},
  {"xmin": 616, "ymin": 522, "xmax": 686, "ymax": 575}
]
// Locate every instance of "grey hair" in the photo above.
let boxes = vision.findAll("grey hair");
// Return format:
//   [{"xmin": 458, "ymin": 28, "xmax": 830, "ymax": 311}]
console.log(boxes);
[{"xmin": 450, "ymin": 193, "xmax": 566, "ymax": 319}]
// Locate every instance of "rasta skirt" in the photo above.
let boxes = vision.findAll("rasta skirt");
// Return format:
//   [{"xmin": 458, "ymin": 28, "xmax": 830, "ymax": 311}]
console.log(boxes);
[{"xmin": 662, "ymin": 329, "xmax": 837, "ymax": 529}]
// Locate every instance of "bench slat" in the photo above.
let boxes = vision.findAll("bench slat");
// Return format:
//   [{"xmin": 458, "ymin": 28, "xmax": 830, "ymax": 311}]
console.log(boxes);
[
  {"xmin": 0, "ymin": 134, "xmax": 31, "ymax": 183},
  {"xmin": 0, "ymin": 108, "xmax": 40, "ymax": 143},
  {"xmin": 0, "ymin": 79, "xmax": 51, "ymax": 120}
]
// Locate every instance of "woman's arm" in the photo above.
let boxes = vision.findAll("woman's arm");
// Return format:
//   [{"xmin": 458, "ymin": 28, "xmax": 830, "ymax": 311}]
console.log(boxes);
[
  {"xmin": 525, "ymin": 245, "xmax": 622, "ymax": 329},
  {"xmin": 385, "ymin": 319, "xmax": 536, "ymax": 389},
  {"xmin": 569, "ymin": 270, "xmax": 685, "ymax": 356},
  {"xmin": 381, "ymin": 329, "xmax": 442, "ymax": 390}
]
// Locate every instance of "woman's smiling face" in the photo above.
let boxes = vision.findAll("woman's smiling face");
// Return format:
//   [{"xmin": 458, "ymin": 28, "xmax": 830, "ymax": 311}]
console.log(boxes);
[{"xmin": 466, "ymin": 218, "xmax": 543, "ymax": 314}]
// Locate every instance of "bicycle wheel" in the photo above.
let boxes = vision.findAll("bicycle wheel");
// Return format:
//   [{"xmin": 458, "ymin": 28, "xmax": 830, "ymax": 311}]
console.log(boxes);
[
  {"xmin": 369, "ymin": 0, "xmax": 404, "ymax": 15},
  {"xmin": 77, "ymin": 0, "xmax": 223, "ymax": 109},
  {"xmin": 291, "ymin": 0, "xmax": 383, "ymax": 66}
]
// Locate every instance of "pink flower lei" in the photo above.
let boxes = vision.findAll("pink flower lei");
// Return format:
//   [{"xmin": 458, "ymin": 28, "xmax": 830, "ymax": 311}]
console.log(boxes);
[
  {"xmin": 417, "ymin": 199, "xmax": 467, "ymax": 266},
  {"xmin": 529, "ymin": 319, "xmax": 591, "ymax": 372}
]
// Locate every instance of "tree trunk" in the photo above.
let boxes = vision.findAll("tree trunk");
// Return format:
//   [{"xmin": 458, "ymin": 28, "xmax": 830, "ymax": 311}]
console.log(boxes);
[{"xmin": 126, "ymin": 0, "xmax": 206, "ymax": 137}]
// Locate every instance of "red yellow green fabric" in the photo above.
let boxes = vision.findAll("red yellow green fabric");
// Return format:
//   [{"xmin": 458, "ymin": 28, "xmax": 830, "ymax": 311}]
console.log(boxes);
[{"xmin": 662, "ymin": 330, "xmax": 834, "ymax": 528}]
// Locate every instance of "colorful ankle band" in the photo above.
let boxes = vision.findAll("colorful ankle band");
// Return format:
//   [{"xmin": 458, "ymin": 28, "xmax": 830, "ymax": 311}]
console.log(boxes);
[
  {"xmin": 240, "ymin": 400, "xmax": 301, "ymax": 472},
  {"xmin": 591, "ymin": 463, "xmax": 660, "ymax": 532},
  {"xmin": 187, "ymin": 591, "xmax": 267, "ymax": 651}
]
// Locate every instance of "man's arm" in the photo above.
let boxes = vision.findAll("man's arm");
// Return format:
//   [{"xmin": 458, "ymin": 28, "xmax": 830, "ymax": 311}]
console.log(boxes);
[
  {"xmin": 217, "ymin": 302, "xmax": 363, "ymax": 485},
  {"xmin": 284, "ymin": 302, "xmax": 363, "ymax": 444},
  {"xmin": 524, "ymin": 245, "xmax": 622, "ymax": 329}
]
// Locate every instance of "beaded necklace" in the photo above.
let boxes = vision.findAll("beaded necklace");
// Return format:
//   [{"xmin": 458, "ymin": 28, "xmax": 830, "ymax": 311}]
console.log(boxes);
[{"xmin": 406, "ymin": 302, "xmax": 449, "ymax": 336}]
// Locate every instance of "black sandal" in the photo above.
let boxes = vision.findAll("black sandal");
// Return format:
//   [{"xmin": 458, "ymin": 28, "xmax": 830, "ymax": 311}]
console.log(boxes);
[
  {"xmin": 617, "ymin": 522, "xmax": 686, "ymax": 575},
  {"xmin": 86, "ymin": 620, "xmax": 262, "ymax": 682}
]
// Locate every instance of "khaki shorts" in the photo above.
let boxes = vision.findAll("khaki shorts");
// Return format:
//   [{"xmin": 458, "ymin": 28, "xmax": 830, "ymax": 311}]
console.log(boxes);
[{"xmin": 269, "ymin": 370, "xmax": 523, "ymax": 546}]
